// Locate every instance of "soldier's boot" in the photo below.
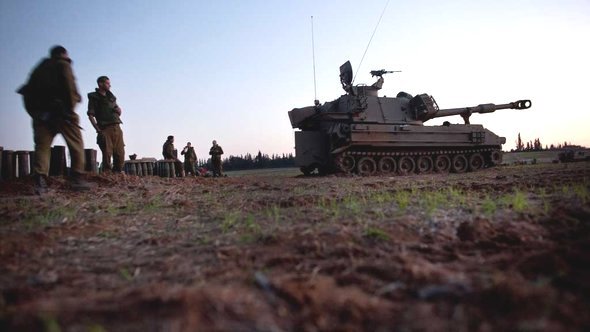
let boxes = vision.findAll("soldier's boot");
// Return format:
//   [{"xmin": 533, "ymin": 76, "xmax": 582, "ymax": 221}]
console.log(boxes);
[
  {"xmin": 34, "ymin": 174, "xmax": 49, "ymax": 195},
  {"xmin": 69, "ymin": 173, "xmax": 94, "ymax": 192}
]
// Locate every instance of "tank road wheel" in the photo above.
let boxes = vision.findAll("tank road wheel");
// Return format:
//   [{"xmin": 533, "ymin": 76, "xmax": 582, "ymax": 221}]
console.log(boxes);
[
  {"xmin": 434, "ymin": 155, "xmax": 451, "ymax": 173},
  {"xmin": 378, "ymin": 157, "xmax": 397, "ymax": 173},
  {"xmin": 416, "ymin": 156, "xmax": 433, "ymax": 174},
  {"xmin": 451, "ymin": 154, "xmax": 468, "ymax": 173},
  {"xmin": 398, "ymin": 156, "xmax": 416, "ymax": 175},
  {"xmin": 338, "ymin": 155, "xmax": 356, "ymax": 173},
  {"xmin": 357, "ymin": 157, "xmax": 377, "ymax": 176},
  {"xmin": 469, "ymin": 153, "xmax": 485, "ymax": 171},
  {"xmin": 489, "ymin": 150, "xmax": 503, "ymax": 166}
]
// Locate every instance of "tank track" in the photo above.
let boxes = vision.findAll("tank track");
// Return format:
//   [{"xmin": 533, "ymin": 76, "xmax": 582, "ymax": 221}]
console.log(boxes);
[{"xmin": 334, "ymin": 147, "xmax": 502, "ymax": 176}]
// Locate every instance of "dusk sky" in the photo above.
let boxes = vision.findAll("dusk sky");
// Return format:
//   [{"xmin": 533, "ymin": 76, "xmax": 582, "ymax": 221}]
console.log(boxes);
[{"xmin": 1, "ymin": 0, "xmax": 589, "ymax": 162}]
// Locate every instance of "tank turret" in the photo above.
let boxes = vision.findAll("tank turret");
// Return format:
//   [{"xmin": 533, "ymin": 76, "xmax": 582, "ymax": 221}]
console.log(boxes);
[{"xmin": 288, "ymin": 61, "xmax": 532, "ymax": 176}]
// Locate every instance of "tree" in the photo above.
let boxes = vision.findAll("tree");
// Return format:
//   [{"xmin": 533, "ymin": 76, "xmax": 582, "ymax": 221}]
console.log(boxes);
[{"xmin": 516, "ymin": 133, "xmax": 524, "ymax": 151}]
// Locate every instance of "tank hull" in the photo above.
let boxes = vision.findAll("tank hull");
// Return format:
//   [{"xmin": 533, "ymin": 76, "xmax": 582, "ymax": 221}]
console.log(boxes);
[{"xmin": 295, "ymin": 123, "xmax": 505, "ymax": 175}]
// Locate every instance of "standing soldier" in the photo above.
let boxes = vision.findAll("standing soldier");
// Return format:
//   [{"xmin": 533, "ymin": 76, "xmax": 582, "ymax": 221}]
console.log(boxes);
[
  {"xmin": 181, "ymin": 142, "xmax": 198, "ymax": 176},
  {"xmin": 87, "ymin": 76, "xmax": 125, "ymax": 173},
  {"xmin": 209, "ymin": 140, "xmax": 224, "ymax": 177},
  {"xmin": 162, "ymin": 135, "xmax": 184, "ymax": 177},
  {"xmin": 17, "ymin": 45, "xmax": 91, "ymax": 194}
]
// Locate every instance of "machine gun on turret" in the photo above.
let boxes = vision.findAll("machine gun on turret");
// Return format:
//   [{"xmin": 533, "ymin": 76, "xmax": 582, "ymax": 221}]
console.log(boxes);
[{"xmin": 370, "ymin": 69, "xmax": 401, "ymax": 77}]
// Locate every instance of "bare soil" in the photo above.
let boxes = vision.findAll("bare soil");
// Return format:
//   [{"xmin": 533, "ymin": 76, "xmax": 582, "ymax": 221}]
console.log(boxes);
[{"xmin": 1, "ymin": 162, "xmax": 589, "ymax": 331}]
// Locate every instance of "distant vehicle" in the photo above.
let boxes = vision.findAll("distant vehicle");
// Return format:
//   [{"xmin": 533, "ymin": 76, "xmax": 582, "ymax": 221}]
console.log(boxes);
[
  {"xmin": 558, "ymin": 146, "xmax": 590, "ymax": 163},
  {"xmin": 288, "ymin": 61, "xmax": 531, "ymax": 176}
]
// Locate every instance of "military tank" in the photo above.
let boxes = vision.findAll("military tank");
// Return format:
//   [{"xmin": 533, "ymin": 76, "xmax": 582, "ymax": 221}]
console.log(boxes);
[{"xmin": 288, "ymin": 61, "xmax": 531, "ymax": 176}]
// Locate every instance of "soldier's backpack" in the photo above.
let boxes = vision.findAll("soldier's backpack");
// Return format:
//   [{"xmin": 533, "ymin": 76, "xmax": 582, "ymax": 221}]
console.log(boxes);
[{"xmin": 17, "ymin": 58, "xmax": 61, "ymax": 120}]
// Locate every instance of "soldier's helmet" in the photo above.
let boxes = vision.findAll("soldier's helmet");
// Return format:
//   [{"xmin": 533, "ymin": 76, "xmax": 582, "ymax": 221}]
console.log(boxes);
[{"xmin": 212, "ymin": 140, "xmax": 217, "ymax": 145}]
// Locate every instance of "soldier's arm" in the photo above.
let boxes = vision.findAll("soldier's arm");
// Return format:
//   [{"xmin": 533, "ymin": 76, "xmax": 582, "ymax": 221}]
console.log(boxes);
[
  {"xmin": 58, "ymin": 61, "xmax": 81, "ymax": 110},
  {"xmin": 87, "ymin": 96, "xmax": 101, "ymax": 132},
  {"xmin": 88, "ymin": 116, "xmax": 100, "ymax": 132},
  {"xmin": 113, "ymin": 98, "xmax": 122, "ymax": 115}
]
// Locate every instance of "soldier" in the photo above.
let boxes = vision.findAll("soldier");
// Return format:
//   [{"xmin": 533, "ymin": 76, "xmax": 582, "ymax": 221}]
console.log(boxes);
[
  {"xmin": 162, "ymin": 135, "xmax": 184, "ymax": 177},
  {"xmin": 209, "ymin": 140, "xmax": 224, "ymax": 177},
  {"xmin": 87, "ymin": 76, "xmax": 125, "ymax": 173},
  {"xmin": 181, "ymin": 142, "xmax": 198, "ymax": 176},
  {"xmin": 17, "ymin": 45, "xmax": 91, "ymax": 194}
]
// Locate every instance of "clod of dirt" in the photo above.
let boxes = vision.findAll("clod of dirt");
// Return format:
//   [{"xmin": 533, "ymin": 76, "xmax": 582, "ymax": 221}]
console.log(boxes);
[{"xmin": 456, "ymin": 218, "xmax": 496, "ymax": 242}]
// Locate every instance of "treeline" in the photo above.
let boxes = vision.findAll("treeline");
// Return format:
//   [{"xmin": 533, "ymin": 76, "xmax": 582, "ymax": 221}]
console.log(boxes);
[
  {"xmin": 196, "ymin": 151, "xmax": 295, "ymax": 171},
  {"xmin": 512, "ymin": 133, "xmax": 578, "ymax": 152}
]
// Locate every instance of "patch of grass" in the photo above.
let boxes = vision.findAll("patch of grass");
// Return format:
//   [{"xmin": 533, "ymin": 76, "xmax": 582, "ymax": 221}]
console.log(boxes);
[
  {"xmin": 447, "ymin": 187, "xmax": 466, "ymax": 206},
  {"xmin": 372, "ymin": 191, "xmax": 393, "ymax": 204},
  {"xmin": 87, "ymin": 324, "xmax": 107, "ymax": 332},
  {"xmin": 422, "ymin": 189, "xmax": 447, "ymax": 216},
  {"xmin": 244, "ymin": 213, "xmax": 261, "ymax": 233},
  {"xmin": 97, "ymin": 231, "xmax": 115, "ymax": 239},
  {"xmin": 23, "ymin": 207, "xmax": 76, "ymax": 230},
  {"xmin": 119, "ymin": 267, "xmax": 133, "ymax": 281},
  {"xmin": 194, "ymin": 235, "xmax": 211, "ymax": 245},
  {"xmin": 394, "ymin": 190, "xmax": 410, "ymax": 212},
  {"xmin": 538, "ymin": 188, "xmax": 551, "ymax": 214},
  {"xmin": 363, "ymin": 227, "xmax": 390, "ymax": 241},
  {"xmin": 572, "ymin": 183, "xmax": 589, "ymax": 204},
  {"xmin": 504, "ymin": 190, "xmax": 529, "ymax": 213},
  {"xmin": 40, "ymin": 314, "xmax": 61, "ymax": 332},
  {"xmin": 318, "ymin": 197, "xmax": 340, "ymax": 219},
  {"xmin": 481, "ymin": 195, "xmax": 498, "ymax": 216},
  {"xmin": 343, "ymin": 195, "xmax": 362, "ymax": 214},
  {"xmin": 143, "ymin": 195, "xmax": 165, "ymax": 211},
  {"xmin": 372, "ymin": 208, "xmax": 386, "ymax": 220},
  {"xmin": 221, "ymin": 211, "xmax": 241, "ymax": 232},
  {"xmin": 236, "ymin": 213, "xmax": 264, "ymax": 244},
  {"xmin": 117, "ymin": 202, "xmax": 139, "ymax": 214},
  {"xmin": 561, "ymin": 184, "xmax": 570, "ymax": 196},
  {"xmin": 266, "ymin": 205, "xmax": 281, "ymax": 223}
]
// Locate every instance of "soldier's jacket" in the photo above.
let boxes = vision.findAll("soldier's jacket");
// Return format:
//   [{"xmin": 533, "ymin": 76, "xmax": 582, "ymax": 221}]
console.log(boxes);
[
  {"xmin": 163, "ymin": 140, "xmax": 175, "ymax": 159},
  {"xmin": 17, "ymin": 57, "xmax": 81, "ymax": 121},
  {"xmin": 209, "ymin": 145, "xmax": 224, "ymax": 158},
  {"xmin": 181, "ymin": 147, "xmax": 197, "ymax": 162},
  {"xmin": 87, "ymin": 89, "xmax": 122, "ymax": 128}
]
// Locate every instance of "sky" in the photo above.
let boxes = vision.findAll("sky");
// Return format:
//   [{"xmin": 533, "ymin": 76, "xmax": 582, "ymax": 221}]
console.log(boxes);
[{"xmin": 1, "ymin": 0, "xmax": 589, "ymax": 163}]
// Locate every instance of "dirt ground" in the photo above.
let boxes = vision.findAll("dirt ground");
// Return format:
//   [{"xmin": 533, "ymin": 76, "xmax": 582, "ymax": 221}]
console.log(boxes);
[{"xmin": 1, "ymin": 162, "xmax": 589, "ymax": 331}]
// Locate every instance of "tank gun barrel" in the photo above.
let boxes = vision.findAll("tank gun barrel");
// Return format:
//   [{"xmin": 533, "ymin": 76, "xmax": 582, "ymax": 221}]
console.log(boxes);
[
  {"xmin": 435, "ymin": 99, "xmax": 531, "ymax": 124},
  {"xmin": 413, "ymin": 95, "xmax": 531, "ymax": 124}
]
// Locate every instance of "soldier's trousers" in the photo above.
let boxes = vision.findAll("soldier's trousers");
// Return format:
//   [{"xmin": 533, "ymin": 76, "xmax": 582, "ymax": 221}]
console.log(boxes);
[
  {"xmin": 184, "ymin": 160, "xmax": 196, "ymax": 175},
  {"xmin": 99, "ymin": 124, "xmax": 125, "ymax": 172},
  {"xmin": 212, "ymin": 156, "xmax": 222, "ymax": 176},
  {"xmin": 33, "ymin": 116, "xmax": 85, "ymax": 177}
]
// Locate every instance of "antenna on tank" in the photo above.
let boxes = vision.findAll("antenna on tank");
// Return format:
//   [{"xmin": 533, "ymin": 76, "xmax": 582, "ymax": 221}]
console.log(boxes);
[
  {"xmin": 352, "ymin": 0, "xmax": 390, "ymax": 85},
  {"xmin": 311, "ymin": 16, "xmax": 319, "ymax": 106}
]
